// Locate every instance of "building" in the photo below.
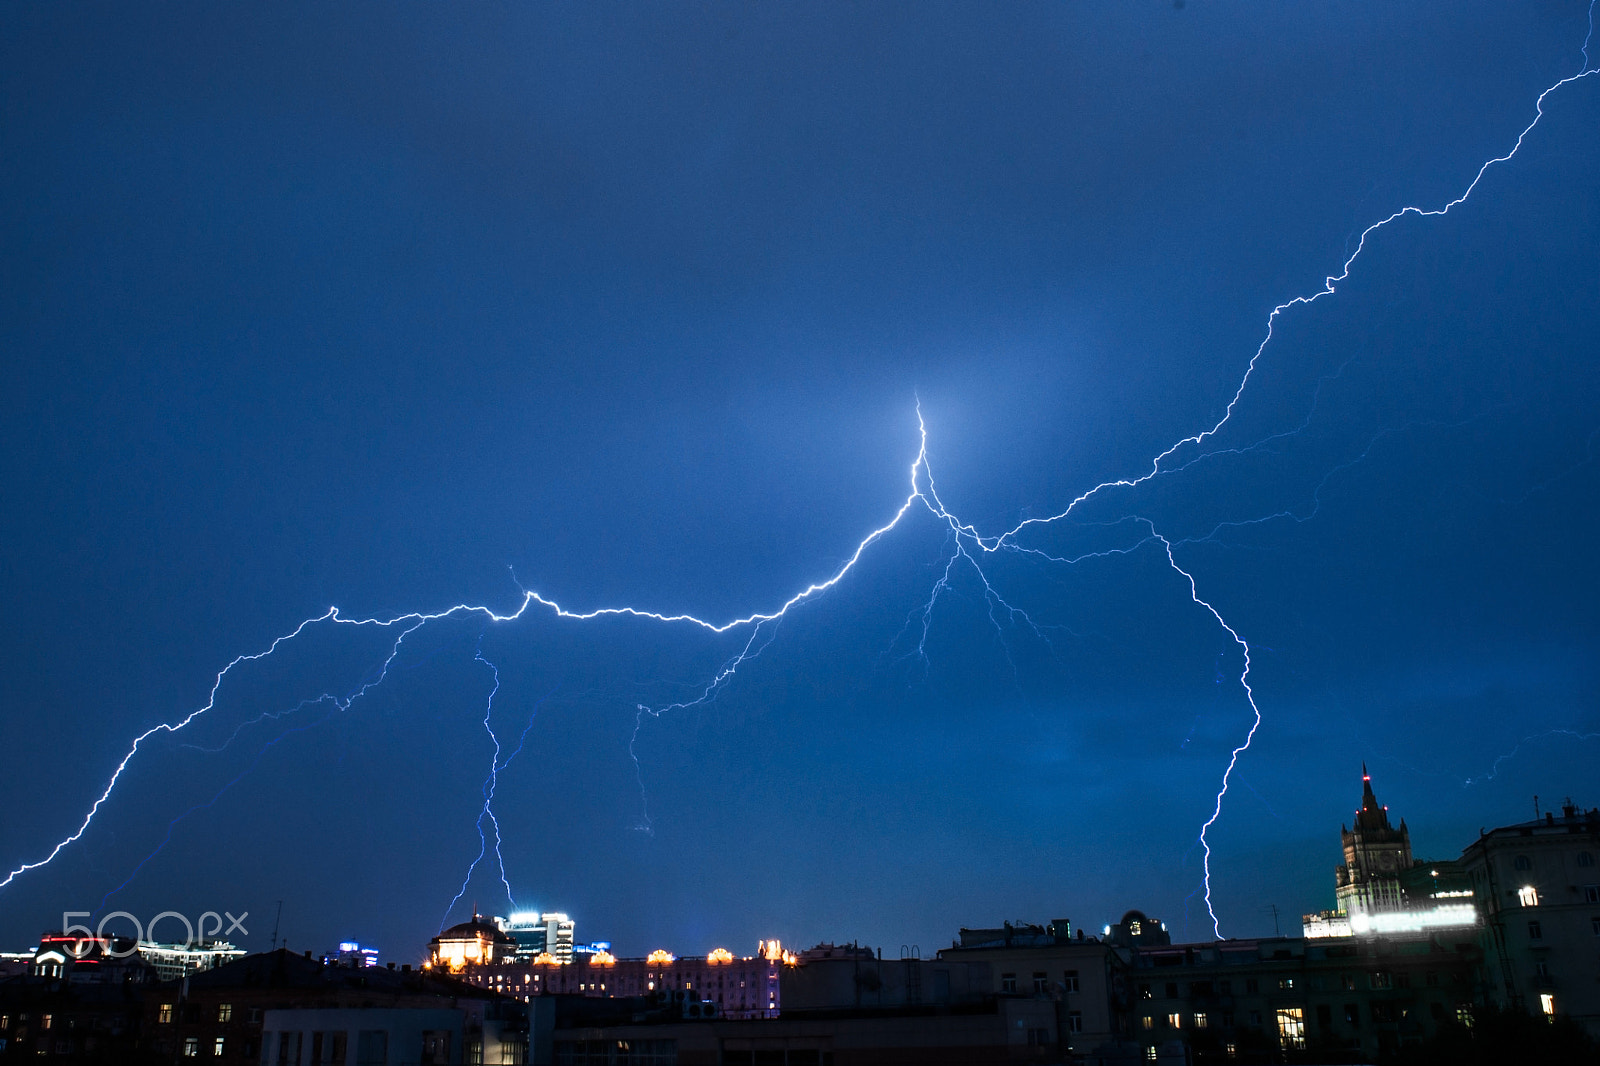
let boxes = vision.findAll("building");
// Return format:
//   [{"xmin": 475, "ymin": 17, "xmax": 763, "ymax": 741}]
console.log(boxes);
[
  {"xmin": 501, "ymin": 913, "xmax": 577, "ymax": 963},
  {"xmin": 324, "ymin": 941, "xmax": 381, "ymax": 968},
  {"xmin": 262, "ymin": 1003, "xmax": 528, "ymax": 1066},
  {"xmin": 0, "ymin": 934, "xmax": 158, "ymax": 1060},
  {"xmin": 1459, "ymin": 798, "xmax": 1600, "ymax": 1036},
  {"xmin": 1303, "ymin": 768, "xmax": 1477, "ymax": 939},
  {"xmin": 135, "ymin": 939, "xmax": 247, "ymax": 982},
  {"xmin": 429, "ymin": 934, "xmax": 790, "ymax": 1020},
  {"xmin": 1335, "ymin": 765, "xmax": 1416, "ymax": 921},
  {"xmin": 140, "ymin": 947, "xmax": 529, "ymax": 1063},
  {"xmin": 1126, "ymin": 928, "xmax": 1481, "ymax": 1063},
  {"xmin": 430, "ymin": 915, "xmax": 520, "ymax": 970}
]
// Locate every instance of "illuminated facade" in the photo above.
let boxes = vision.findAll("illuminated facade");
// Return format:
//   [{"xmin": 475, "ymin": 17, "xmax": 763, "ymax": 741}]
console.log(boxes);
[
  {"xmin": 428, "ymin": 915, "xmax": 518, "ymax": 971},
  {"xmin": 500, "ymin": 912, "xmax": 575, "ymax": 963},
  {"xmin": 430, "ymin": 939, "xmax": 790, "ymax": 1019}
]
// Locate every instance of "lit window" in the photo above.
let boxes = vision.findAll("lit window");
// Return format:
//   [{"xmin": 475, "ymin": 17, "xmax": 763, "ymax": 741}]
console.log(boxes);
[
  {"xmin": 40, "ymin": 1014, "xmax": 52, "ymax": 1030},
  {"xmin": 1519, "ymin": 885, "xmax": 1540, "ymax": 907},
  {"xmin": 1144, "ymin": 1048, "xmax": 1157, "ymax": 1063},
  {"xmin": 183, "ymin": 1037, "xmax": 199, "ymax": 1057},
  {"xmin": 1276, "ymin": 1007, "xmax": 1306, "ymax": 1050},
  {"xmin": 1278, "ymin": 977, "xmax": 1295, "ymax": 990},
  {"xmin": 1142, "ymin": 1015, "xmax": 1155, "ymax": 1031},
  {"xmin": 1540, "ymin": 994, "xmax": 1556, "ymax": 1016},
  {"xmin": 1167, "ymin": 1012, "xmax": 1182, "ymax": 1028},
  {"xmin": 1456, "ymin": 1006, "xmax": 1473, "ymax": 1027},
  {"xmin": 159, "ymin": 1004, "xmax": 174, "ymax": 1024},
  {"xmin": 217, "ymin": 1004, "xmax": 232, "ymax": 1023},
  {"xmin": 214, "ymin": 1037, "xmax": 225, "ymax": 1056},
  {"xmin": 1194, "ymin": 1012, "xmax": 1209, "ymax": 1029},
  {"xmin": 1225, "ymin": 1043, "xmax": 1237, "ymax": 1059}
]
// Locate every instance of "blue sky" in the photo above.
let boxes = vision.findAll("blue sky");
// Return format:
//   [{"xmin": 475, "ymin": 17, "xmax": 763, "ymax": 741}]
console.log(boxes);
[{"xmin": 2, "ymin": 1, "xmax": 1597, "ymax": 959}]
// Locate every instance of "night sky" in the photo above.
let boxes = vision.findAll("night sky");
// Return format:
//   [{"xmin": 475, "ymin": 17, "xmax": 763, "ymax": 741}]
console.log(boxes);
[{"xmin": 3, "ymin": 2, "xmax": 1598, "ymax": 962}]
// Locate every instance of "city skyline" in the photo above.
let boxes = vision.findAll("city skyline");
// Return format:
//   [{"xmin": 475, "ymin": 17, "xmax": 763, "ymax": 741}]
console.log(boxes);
[{"xmin": 2, "ymin": 1, "xmax": 1598, "ymax": 962}]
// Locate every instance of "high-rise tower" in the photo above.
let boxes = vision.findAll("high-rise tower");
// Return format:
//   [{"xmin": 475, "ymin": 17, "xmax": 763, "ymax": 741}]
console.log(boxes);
[{"xmin": 1334, "ymin": 765, "xmax": 1416, "ymax": 918}]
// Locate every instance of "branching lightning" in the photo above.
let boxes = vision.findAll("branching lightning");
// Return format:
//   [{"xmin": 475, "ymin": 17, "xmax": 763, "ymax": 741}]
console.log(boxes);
[
  {"xmin": 4, "ymin": 11, "xmax": 1596, "ymax": 943},
  {"xmin": 441, "ymin": 644, "xmax": 560, "ymax": 927}
]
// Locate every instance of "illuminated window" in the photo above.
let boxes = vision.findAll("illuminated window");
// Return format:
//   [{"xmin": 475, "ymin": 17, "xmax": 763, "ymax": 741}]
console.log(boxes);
[
  {"xmin": 217, "ymin": 1004, "xmax": 232, "ymax": 1023},
  {"xmin": 1278, "ymin": 978, "xmax": 1295, "ymax": 990},
  {"xmin": 1138, "ymin": 983, "xmax": 1152, "ymax": 1000},
  {"xmin": 1194, "ymin": 1012, "xmax": 1209, "ymax": 1029},
  {"xmin": 1456, "ymin": 1006, "xmax": 1473, "ymax": 1027},
  {"xmin": 1370, "ymin": 972, "xmax": 1392, "ymax": 990},
  {"xmin": 1540, "ymin": 994, "xmax": 1556, "ymax": 1016},
  {"xmin": 1225, "ymin": 1043, "xmax": 1237, "ymax": 1059},
  {"xmin": 182, "ymin": 1037, "xmax": 199, "ymax": 1057},
  {"xmin": 1276, "ymin": 1007, "xmax": 1306, "ymax": 1050},
  {"xmin": 1142, "ymin": 1015, "xmax": 1154, "ymax": 1031},
  {"xmin": 158, "ymin": 1005, "xmax": 174, "ymax": 1024},
  {"xmin": 214, "ymin": 1037, "xmax": 225, "ymax": 1056},
  {"xmin": 1144, "ymin": 1048, "xmax": 1157, "ymax": 1062},
  {"xmin": 1519, "ymin": 885, "xmax": 1540, "ymax": 907},
  {"xmin": 1167, "ymin": 1012, "xmax": 1182, "ymax": 1028},
  {"xmin": 40, "ymin": 1014, "xmax": 52, "ymax": 1030}
]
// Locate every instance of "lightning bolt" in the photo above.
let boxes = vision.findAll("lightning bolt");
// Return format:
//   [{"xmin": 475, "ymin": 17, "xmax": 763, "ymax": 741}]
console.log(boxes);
[
  {"xmin": 1464, "ymin": 729, "xmax": 1600, "ymax": 788},
  {"xmin": 441, "ymin": 643, "xmax": 558, "ymax": 926},
  {"xmin": 5, "ymin": 10, "xmax": 1596, "ymax": 949}
]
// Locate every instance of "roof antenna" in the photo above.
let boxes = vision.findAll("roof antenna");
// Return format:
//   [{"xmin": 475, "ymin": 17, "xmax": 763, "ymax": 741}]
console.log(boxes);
[
  {"xmin": 270, "ymin": 901, "xmax": 283, "ymax": 951},
  {"xmin": 1534, "ymin": 795, "xmax": 1540, "ymax": 820}
]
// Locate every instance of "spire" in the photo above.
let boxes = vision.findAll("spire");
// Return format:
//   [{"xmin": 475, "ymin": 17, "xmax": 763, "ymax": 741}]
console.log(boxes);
[
  {"xmin": 1361, "ymin": 764, "xmax": 1378, "ymax": 810},
  {"xmin": 1354, "ymin": 764, "xmax": 1392, "ymax": 831}
]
